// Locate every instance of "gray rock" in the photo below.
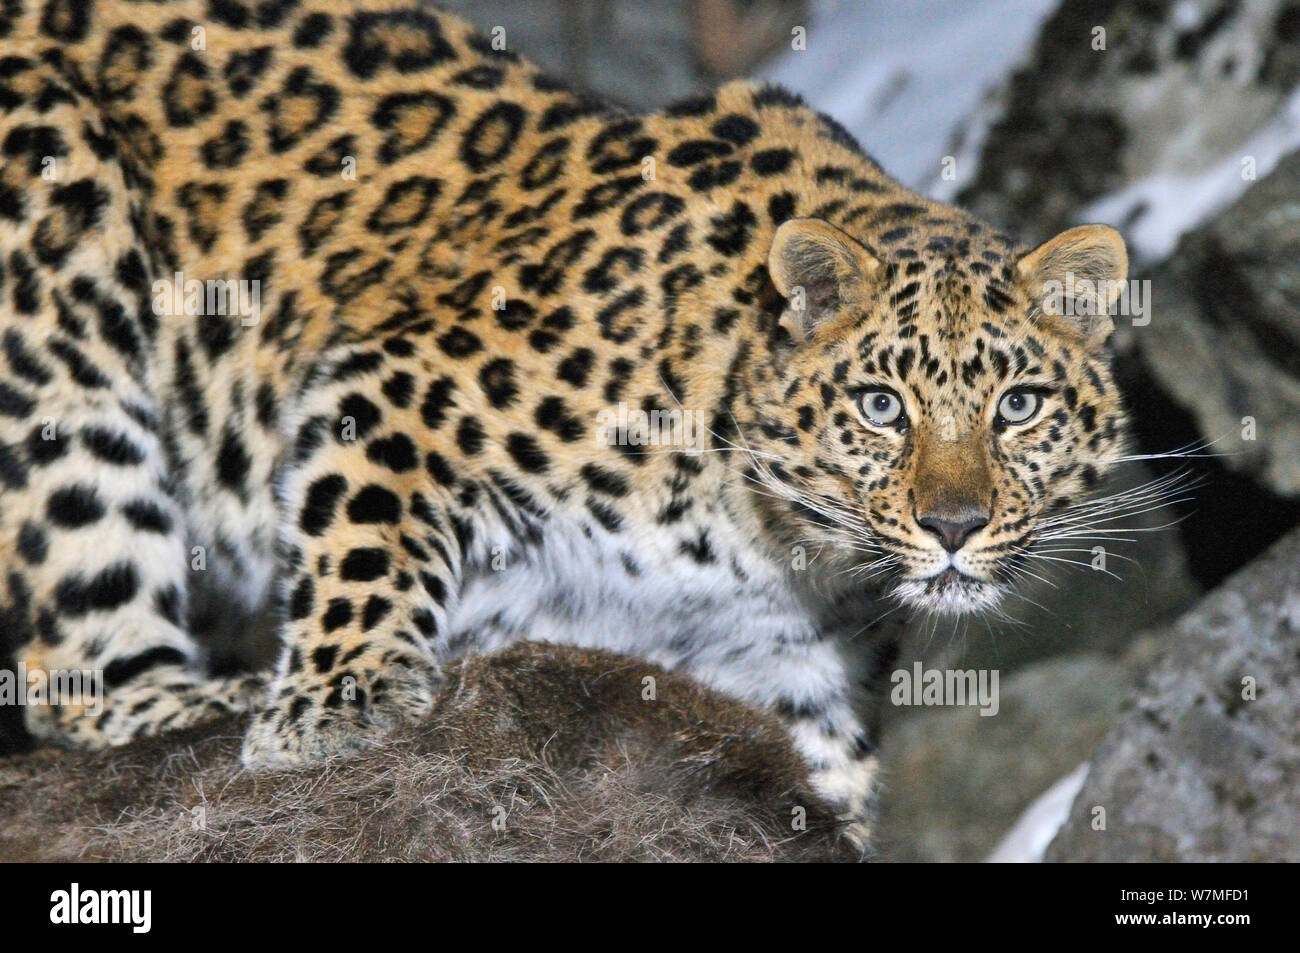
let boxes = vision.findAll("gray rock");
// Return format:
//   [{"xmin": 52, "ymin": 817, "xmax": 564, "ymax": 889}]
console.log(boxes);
[
  {"xmin": 1046, "ymin": 527, "xmax": 1300, "ymax": 862},
  {"xmin": 437, "ymin": 0, "xmax": 703, "ymax": 111},
  {"xmin": 1132, "ymin": 149, "xmax": 1300, "ymax": 495},
  {"xmin": 957, "ymin": 0, "xmax": 1300, "ymax": 257},
  {"xmin": 877, "ymin": 653, "xmax": 1131, "ymax": 862}
]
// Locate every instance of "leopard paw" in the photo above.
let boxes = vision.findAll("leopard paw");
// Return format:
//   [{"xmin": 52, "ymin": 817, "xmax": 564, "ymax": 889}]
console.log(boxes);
[
  {"xmin": 240, "ymin": 663, "xmax": 441, "ymax": 769},
  {"xmin": 809, "ymin": 760, "xmax": 880, "ymax": 860},
  {"xmin": 27, "ymin": 668, "xmax": 265, "ymax": 749}
]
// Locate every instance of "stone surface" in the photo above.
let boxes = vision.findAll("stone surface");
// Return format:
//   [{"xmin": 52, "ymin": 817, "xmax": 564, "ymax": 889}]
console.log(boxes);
[
  {"xmin": 956, "ymin": 0, "xmax": 1300, "ymax": 259},
  {"xmin": 876, "ymin": 653, "xmax": 1131, "ymax": 862},
  {"xmin": 1046, "ymin": 527, "xmax": 1300, "ymax": 862},
  {"xmin": 1133, "ymin": 149, "xmax": 1300, "ymax": 495}
]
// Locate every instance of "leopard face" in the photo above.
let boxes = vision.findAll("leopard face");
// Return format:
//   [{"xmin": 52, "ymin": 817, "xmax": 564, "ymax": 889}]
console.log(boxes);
[{"xmin": 747, "ymin": 218, "xmax": 1129, "ymax": 615}]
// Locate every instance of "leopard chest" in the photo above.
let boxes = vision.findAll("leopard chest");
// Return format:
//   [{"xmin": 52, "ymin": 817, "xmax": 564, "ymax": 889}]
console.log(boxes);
[{"xmin": 444, "ymin": 508, "xmax": 822, "ymax": 682}]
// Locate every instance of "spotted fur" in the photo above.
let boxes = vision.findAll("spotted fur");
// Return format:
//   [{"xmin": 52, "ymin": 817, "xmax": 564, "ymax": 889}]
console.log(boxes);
[{"xmin": 0, "ymin": 0, "xmax": 1129, "ymax": 851}]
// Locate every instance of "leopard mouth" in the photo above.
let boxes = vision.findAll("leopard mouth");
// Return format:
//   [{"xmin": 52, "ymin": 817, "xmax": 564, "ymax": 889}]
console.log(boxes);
[{"xmin": 891, "ymin": 568, "xmax": 1006, "ymax": 616}]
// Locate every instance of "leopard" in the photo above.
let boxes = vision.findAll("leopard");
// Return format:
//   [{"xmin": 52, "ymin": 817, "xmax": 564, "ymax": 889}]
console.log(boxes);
[{"xmin": 0, "ymin": 0, "xmax": 1130, "ymax": 852}]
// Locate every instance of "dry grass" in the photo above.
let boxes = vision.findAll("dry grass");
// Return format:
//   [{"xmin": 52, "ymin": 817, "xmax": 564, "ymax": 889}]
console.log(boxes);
[{"xmin": 0, "ymin": 643, "xmax": 850, "ymax": 862}]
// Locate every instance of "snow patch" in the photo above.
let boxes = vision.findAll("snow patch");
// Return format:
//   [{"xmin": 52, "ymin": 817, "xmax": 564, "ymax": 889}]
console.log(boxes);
[
  {"xmin": 985, "ymin": 762, "xmax": 1090, "ymax": 863},
  {"xmin": 760, "ymin": 0, "xmax": 1056, "ymax": 191},
  {"xmin": 1080, "ymin": 85, "xmax": 1300, "ymax": 262}
]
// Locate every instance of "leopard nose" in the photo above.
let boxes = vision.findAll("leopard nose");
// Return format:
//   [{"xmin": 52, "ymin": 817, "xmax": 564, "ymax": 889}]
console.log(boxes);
[{"xmin": 916, "ymin": 513, "xmax": 989, "ymax": 553}]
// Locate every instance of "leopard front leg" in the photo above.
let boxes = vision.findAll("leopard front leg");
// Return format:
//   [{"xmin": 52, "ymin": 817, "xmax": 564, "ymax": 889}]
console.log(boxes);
[
  {"xmin": 785, "ymin": 694, "xmax": 883, "ymax": 857},
  {"xmin": 793, "ymin": 627, "xmax": 902, "ymax": 856},
  {"xmin": 802, "ymin": 736, "xmax": 882, "ymax": 855},
  {"xmin": 688, "ymin": 625, "xmax": 899, "ymax": 858},
  {"xmin": 0, "ymin": 58, "xmax": 263, "ymax": 749},
  {"xmin": 241, "ymin": 373, "xmax": 463, "ymax": 768}
]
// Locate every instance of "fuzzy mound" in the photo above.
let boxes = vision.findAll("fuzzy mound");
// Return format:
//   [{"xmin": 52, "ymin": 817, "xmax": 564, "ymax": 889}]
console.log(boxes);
[{"xmin": 0, "ymin": 643, "xmax": 849, "ymax": 862}]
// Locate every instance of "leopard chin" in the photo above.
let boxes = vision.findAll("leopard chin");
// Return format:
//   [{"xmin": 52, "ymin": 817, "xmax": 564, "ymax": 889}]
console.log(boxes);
[{"xmin": 891, "ymin": 569, "xmax": 1007, "ymax": 616}]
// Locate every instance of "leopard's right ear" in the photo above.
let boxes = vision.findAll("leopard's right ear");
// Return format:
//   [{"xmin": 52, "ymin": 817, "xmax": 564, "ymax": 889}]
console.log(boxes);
[{"xmin": 768, "ymin": 218, "xmax": 883, "ymax": 340}]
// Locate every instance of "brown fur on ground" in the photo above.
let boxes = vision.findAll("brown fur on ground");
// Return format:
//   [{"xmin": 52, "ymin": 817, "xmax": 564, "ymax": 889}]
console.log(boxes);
[{"xmin": 0, "ymin": 643, "xmax": 849, "ymax": 862}]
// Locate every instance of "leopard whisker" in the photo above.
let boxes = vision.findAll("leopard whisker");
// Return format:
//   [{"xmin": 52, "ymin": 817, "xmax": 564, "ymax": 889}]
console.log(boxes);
[
  {"xmin": 1038, "ymin": 469, "xmax": 1200, "ymax": 527},
  {"xmin": 725, "ymin": 476, "xmax": 883, "ymax": 552},
  {"xmin": 1018, "ymin": 551, "xmax": 1123, "ymax": 581},
  {"xmin": 1029, "ymin": 546, "xmax": 1143, "ymax": 566},
  {"xmin": 1097, "ymin": 430, "xmax": 1240, "ymax": 464},
  {"xmin": 1038, "ymin": 489, "xmax": 1199, "ymax": 531}
]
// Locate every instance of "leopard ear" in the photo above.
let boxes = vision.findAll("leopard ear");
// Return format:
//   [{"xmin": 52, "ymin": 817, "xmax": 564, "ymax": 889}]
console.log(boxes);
[
  {"xmin": 768, "ymin": 218, "xmax": 883, "ymax": 340},
  {"xmin": 1017, "ymin": 224, "xmax": 1128, "ymax": 350}
]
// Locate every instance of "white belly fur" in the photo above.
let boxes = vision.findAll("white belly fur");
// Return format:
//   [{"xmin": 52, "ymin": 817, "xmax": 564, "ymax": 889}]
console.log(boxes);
[{"xmin": 445, "ymin": 513, "xmax": 857, "ymax": 711}]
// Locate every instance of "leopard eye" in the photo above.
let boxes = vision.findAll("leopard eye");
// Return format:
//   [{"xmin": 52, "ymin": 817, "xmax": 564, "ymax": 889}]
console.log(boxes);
[
  {"xmin": 858, "ymin": 389, "xmax": 905, "ymax": 428},
  {"xmin": 997, "ymin": 389, "xmax": 1042, "ymax": 426}
]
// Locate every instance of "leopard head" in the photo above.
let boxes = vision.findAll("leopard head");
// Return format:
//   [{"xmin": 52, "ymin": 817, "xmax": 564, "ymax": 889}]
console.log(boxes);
[{"xmin": 746, "ymin": 216, "xmax": 1130, "ymax": 615}]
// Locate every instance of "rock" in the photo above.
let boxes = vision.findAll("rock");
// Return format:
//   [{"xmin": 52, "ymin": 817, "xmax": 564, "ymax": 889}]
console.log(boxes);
[
  {"xmin": 1046, "ymin": 527, "xmax": 1300, "ymax": 862},
  {"xmin": 437, "ymin": 0, "xmax": 701, "ymax": 111},
  {"xmin": 956, "ymin": 0, "xmax": 1300, "ymax": 260},
  {"xmin": 876, "ymin": 653, "xmax": 1131, "ymax": 862},
  {"xmin": 1131, "ymin": 148, "xmax": 1300, "ymax": 496}
]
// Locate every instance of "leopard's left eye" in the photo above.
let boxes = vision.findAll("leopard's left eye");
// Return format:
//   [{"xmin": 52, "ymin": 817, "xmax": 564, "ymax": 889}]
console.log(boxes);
[{"xmin": 997, "ymin": 389, "xmax": 1042, "ymax": 426}]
